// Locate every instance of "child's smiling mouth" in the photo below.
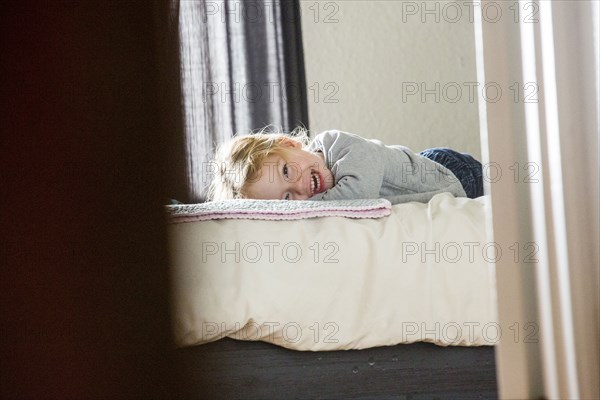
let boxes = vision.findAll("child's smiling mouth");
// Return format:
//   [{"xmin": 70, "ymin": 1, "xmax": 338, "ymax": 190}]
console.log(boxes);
[{"xmin": 310, "ymin": 171, "xmax": 322, "ymax": 195}]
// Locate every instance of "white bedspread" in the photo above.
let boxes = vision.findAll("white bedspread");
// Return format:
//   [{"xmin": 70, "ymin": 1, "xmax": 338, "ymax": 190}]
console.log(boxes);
[{"xmin": 169, "ymin": 193, "xmax": 498, "ymax": 350}]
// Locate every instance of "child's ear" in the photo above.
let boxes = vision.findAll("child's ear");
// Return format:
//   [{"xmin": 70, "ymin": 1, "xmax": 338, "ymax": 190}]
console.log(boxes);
[{"xmin": 279, "ymin": 138, "xmax": 301, "ymax": 149}]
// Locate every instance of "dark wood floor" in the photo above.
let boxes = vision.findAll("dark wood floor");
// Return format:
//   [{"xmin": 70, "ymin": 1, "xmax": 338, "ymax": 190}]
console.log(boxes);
[{"xmin": 174, "ymin": 338, "xmax": 498, "ymax": 399}]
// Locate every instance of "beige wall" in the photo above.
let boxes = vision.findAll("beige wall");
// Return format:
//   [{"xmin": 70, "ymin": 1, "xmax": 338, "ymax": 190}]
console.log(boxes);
[{"xmin": 300, "ymin": 0, "xmax": 481, "ymax": 158}]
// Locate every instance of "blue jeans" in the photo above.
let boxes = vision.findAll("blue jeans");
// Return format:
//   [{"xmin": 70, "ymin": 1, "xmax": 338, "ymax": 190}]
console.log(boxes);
[{"xmin": 419, "ymin": 148, "xmax": 484, "ymax": 199}]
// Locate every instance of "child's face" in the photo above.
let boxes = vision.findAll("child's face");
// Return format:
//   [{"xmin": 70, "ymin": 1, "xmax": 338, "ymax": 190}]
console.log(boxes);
[{"xmin": 244, "ymin": 140, "xmax": 334, "ymax": 200}]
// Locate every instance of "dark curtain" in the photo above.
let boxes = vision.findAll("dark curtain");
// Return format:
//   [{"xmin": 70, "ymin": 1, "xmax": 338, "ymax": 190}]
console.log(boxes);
[{"xmin": 174, "ymin": 0, "xmax": 309, "ymax": 202}]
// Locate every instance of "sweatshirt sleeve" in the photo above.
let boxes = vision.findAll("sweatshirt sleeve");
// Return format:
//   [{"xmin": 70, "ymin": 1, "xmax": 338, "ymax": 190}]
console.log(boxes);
[
  {"xmin": 383, "ymin": 186, "xmax": 466, "ymax": 204},
  {"xmin": 308, "ymin": 130, "xmax": 467, "ymax": 204},
  {"xmin": 308, "ymin": 131, "xmax": 385, "ymax": 201}
]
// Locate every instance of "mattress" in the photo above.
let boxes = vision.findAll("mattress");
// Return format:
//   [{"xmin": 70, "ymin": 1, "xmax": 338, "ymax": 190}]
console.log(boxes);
[{"xmin": 168, "ymin": 193, "xmax": 498, "ymax": 351}]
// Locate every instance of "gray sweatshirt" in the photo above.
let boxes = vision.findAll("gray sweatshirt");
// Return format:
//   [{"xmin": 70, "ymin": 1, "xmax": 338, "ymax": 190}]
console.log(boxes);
[{"xmin": 307, "ymin": 130, "xmax": 466, "ymax": 204}]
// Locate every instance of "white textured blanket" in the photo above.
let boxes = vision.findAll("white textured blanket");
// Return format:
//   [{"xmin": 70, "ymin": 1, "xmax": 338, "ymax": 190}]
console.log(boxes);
[{"xmin": 166, "ymin": 198, "xmax": 392, "ymax": 222}]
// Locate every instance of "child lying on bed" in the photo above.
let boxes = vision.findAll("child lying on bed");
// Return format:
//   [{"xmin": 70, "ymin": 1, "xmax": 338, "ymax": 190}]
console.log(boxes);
[{"xmin": 207, "ymin": 128, "xmax": 484, "ymax": 204}]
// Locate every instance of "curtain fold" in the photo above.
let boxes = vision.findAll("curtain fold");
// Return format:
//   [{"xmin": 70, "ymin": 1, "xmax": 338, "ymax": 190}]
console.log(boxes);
[{"xmin": 176, "ymin": 0, "xmax": 309, "ymax": 202}]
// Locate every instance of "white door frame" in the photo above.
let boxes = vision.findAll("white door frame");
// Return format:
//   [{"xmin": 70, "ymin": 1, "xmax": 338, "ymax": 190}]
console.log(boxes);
[{"xmin": 474, "ymin": 1, "xmax": 599, "ymax": 398}]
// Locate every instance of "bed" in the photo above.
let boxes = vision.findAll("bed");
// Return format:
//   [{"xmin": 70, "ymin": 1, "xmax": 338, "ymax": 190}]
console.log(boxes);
[{"xmin": 167, "ymin": 193, "xmax": 498, "ymax": 398}]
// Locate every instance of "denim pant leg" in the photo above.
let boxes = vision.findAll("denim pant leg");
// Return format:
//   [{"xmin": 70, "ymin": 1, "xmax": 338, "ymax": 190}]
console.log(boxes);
[{"xmin": 419, "ymin": 148, "xmax": 484, "ymax": 199}]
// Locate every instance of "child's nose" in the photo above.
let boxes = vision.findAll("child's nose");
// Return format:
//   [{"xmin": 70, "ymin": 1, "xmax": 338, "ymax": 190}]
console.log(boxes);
[{"xmin": 292, "ymin": 169, "xmax": 310, "ymax": 198}]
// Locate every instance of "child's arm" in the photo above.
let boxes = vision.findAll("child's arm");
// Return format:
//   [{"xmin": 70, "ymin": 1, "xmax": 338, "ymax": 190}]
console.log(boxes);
[
  {"xmin": 383, "ymin": 187, "xmax": 466, "ymax": 204},
  {"xmin": 308, "ymin": 131, "xmax": 385, "ymax": 201},
  {"xmin": 308, "ymin": 130, "xmax": 468, "ymax": 204}
]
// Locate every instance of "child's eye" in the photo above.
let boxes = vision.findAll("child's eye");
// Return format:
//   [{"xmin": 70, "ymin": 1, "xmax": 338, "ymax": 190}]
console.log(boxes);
[{"xmin": 283, "ymin": 164, "xmax": 288, "ymax": 177}]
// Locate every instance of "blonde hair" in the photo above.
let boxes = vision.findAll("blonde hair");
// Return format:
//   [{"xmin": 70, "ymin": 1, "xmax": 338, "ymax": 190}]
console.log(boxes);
[{"xmin": 206, "ymin": 126, "xmax": 310, "ymax": 201}]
